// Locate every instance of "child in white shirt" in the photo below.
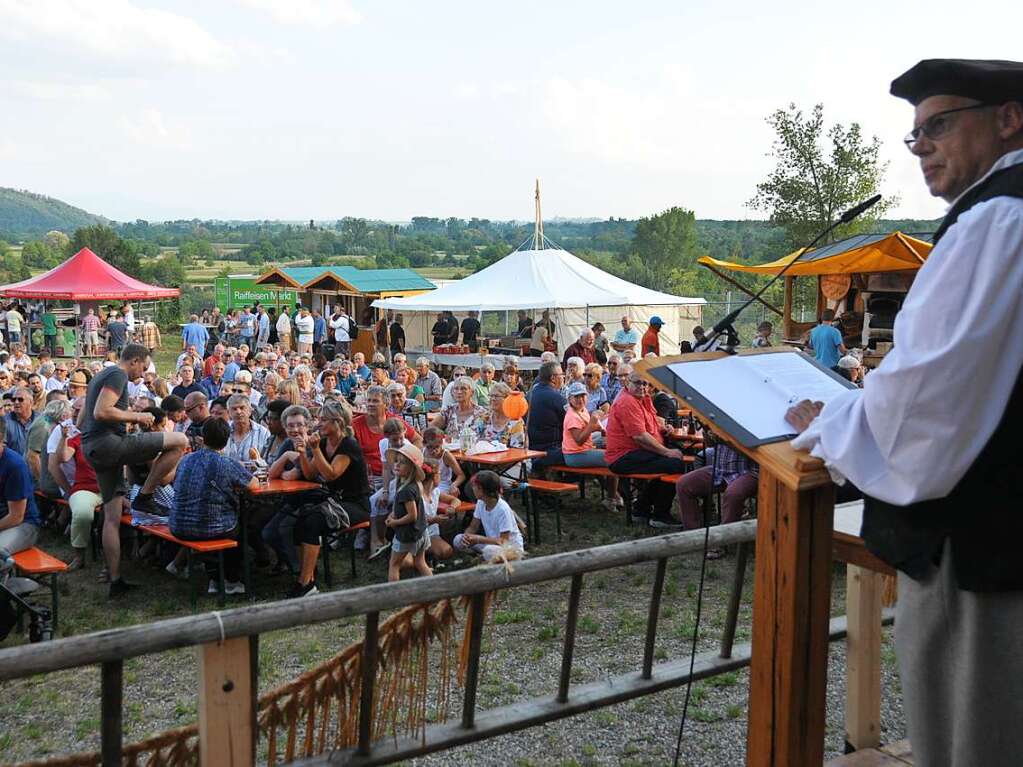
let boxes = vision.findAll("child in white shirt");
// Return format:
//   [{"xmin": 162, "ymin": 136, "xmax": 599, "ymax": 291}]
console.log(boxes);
[{"xmin": 454, "ymin": 471, "xmax": 524, "ymax": 562}]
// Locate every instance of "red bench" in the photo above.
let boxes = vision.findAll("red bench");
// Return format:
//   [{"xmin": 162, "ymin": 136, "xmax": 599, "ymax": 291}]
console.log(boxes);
[
  {"xmin": 121, "ymin": 514, "xmax": 238, "ymax": 608},
  {"xmin": 12, "ymin": 547, "xmax": 68, "ymax": 636}
]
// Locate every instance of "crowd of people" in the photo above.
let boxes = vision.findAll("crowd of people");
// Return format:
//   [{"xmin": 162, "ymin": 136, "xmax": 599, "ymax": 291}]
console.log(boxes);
[{"xmin": 0, "ymin": 300, "xmax": 774, "ymax": 605}]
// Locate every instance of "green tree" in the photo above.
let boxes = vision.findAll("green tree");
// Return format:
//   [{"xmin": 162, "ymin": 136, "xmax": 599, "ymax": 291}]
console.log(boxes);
[
  {"xmin": 748, "ymin": 103, "xmax": 897, "ymax": 247},
  {"xmin": 70, "ymin": 225, "xmax": 141, "ymax": 277},
  {"xmin": 21, "ymin": 240, "xmax": 61, "ymax": 269},
  {"xmin": 43, "ymin": 230, "xmax": 70, "ymax": 254},
  {"xmin": 629, "ymin": 206, "xmax": 701, "ymax": 284},
  {"xmin": 140, "ymin": 254, "xmax": 187, "ymax": 287}
]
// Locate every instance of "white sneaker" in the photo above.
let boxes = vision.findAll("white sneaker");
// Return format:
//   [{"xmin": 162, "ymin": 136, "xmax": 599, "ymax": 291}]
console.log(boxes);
[
  {"xmin": 165, "ymin": 561, "xmax": 188, "ymax": 580},
  {"xmin": 207, "ymin": 580, "xmax": 218, "ymax": 594},
  {"xmin": 225, "ymin": 580, "xmax": 246, "ymax": 595}
]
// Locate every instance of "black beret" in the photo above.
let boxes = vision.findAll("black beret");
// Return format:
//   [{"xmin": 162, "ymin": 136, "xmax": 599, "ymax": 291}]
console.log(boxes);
[{"xmin": 891, "ymin": 59, "xmax": 1023, "ymax": 106}]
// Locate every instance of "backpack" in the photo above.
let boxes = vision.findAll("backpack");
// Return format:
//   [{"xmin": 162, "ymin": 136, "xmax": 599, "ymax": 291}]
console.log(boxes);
[{"xmin": 347, "ymin": 315, "xmax": 359, "ymax": 340}]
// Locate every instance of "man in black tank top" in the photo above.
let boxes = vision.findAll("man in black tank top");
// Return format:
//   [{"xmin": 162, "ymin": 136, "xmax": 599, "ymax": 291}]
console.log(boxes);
[{"xmin": 785, "ymin": 59, "xmax": 1023, "ymax": 766}]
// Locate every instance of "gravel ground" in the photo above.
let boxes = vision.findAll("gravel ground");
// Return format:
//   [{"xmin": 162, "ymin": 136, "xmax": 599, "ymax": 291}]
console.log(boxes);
[{"xmin": 0, "ymin": 489, "xmax": 904, "ymax": 766}]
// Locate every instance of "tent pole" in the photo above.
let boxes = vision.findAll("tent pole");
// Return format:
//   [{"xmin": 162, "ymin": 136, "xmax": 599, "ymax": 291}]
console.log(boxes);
[
  {"xmin": 534, "ymin": 179, "xmax": 544, "ymax": 250},
  {"xmin": 703, "ymin": 265, "xmax": 783, "ymax": 317}
]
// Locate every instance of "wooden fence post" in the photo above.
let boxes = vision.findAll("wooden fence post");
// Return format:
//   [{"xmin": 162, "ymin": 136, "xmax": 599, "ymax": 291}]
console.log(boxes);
[
  {"xmin": 198, "ymin": 635, "xmax": 257, "ymax": 766},
  {"xmin": 844, "ymin": 564, "xmax": 884, "ymax": 752}
]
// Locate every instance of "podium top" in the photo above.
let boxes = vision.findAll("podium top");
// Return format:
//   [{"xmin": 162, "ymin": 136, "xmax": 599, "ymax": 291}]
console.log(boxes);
[{"xmin": 634, "ymin": 349, "xmax": 833, "ymax": 492}]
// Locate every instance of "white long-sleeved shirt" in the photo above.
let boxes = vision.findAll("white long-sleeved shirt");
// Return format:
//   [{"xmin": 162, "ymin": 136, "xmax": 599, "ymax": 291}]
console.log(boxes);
[{"xmin": 792, "ymin": 148, "xmax": 1023, "ymax": 506}]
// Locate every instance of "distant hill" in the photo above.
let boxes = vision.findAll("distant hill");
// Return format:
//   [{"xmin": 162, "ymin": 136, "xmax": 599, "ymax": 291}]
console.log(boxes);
[{"xmin": 0, "ymin": 188, "xmax": 106, "ymax": 240}]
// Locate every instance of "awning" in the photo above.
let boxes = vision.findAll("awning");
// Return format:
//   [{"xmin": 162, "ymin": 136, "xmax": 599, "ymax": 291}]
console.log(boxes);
[
  {"xmin": 697, "ymin": 232, "xmax": 933, "ymax": 277},
  {"xmin": 0, "ymin": 248, "xmax": 181, "ymax": 300}
]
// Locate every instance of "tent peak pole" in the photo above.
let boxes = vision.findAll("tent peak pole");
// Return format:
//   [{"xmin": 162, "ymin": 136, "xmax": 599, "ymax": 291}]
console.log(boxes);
[{"xmin": 534, "ymin": 178, "xmax": 544, "ymax": 251}]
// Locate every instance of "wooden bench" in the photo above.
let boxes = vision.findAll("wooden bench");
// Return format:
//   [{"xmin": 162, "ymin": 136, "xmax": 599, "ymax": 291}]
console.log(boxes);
[
  {"xmin": 121, "ymin": 514, "xmax": 238, "ymax": 609},
  {"xmin": 512, "ymin": 479, "xmax": 577, "ymax": 544},
  {"xmin": 12, "ymin": 546, "xmax": 68, "ymax": 636},
  {"xmin": 552, "ymin": 462, "xmax": 696, "ymax": 524}
]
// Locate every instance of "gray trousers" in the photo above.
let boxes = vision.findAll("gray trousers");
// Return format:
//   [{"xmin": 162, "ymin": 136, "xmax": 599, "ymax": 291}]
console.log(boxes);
[
  {"xmin": 0, "ymin": 522, "xmax": 40, "ymax": 554},
  {"xmin": 896, "ymin": 540, "xmax": 1023, "ymax": 767}
]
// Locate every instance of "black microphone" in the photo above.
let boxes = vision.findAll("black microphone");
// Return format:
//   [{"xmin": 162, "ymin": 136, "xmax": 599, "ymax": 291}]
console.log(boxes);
[
  {"xmin": 706, "ymin": 194, "xmax": 882, "ymax": 348},
  {"xmin": 838, "ymin": 194, "xmax": 882, "ymax": 224}
]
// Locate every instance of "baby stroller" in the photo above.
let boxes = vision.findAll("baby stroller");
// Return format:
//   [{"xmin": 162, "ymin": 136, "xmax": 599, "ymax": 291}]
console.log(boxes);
[{"xmin": 0, "ymin": 548, "xmax": 54, "ymax": 644}]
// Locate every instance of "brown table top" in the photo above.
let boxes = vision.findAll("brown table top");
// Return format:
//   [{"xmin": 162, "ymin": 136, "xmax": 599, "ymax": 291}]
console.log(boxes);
[
  {"xmin": 247, "ymin": 478, "xmax": 321, "ymax": 496},
  {"xmin": 450, "ymin": 448, "xmax": 546, "ymax": 465}
]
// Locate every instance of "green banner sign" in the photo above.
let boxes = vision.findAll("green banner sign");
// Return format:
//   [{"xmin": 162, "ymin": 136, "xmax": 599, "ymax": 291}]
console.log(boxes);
[{"xmin": 215, "ymin": 276, "xmax": 298, "ymax": 311}]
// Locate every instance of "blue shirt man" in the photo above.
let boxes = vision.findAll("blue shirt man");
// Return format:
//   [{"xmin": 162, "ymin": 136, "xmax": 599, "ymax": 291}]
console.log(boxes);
[
  {"xmin": 526, "ymin": 363, "xmax": 568, "ymax": 453},
  {"xmin": 808, "ymin": 310, "xmax": 846, "ymax": 369},
  {"xmin": 170, "ymin": 425, "xmax": 253, "ymax": 538},
  {"xmin": 0, "ymin": 441, "xmax": 42, "ymax": 528},
  {"xmin": 313, "ymin": 313, "xmax": 327, "ymax": 345},
  {"xmin": 3, "ymin": 406, "xmax": 35, "ymax": 457},
  {"xmin": 612, "ymin": 317, "xmax": 641, "ymax": 353},
  {"xmin": 181, "ymin": 316, "xmax": 209, "ymax": 352}
]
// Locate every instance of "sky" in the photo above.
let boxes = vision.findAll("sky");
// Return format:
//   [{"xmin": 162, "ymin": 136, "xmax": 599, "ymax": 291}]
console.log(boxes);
[{"xmin": 0, "ymin": 0, "xmax": 1018, "ymax": 224}]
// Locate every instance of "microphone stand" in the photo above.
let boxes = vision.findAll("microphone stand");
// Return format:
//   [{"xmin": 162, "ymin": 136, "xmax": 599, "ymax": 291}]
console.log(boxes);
[{"xmin": 703, "ymin": 194, "xmax": 882, "ymax": 354}]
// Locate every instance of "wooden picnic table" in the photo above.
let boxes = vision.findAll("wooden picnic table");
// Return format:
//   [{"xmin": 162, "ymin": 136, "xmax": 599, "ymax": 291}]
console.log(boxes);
[{"xmin": 449, "ymin": 447, "xmax": 546, "ymax": 465}]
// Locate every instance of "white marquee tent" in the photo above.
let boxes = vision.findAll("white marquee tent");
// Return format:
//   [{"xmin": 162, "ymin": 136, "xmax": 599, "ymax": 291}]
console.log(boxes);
[{"xmin": 372, "ymin": 245, "xmax": 705, "ymax": 354}]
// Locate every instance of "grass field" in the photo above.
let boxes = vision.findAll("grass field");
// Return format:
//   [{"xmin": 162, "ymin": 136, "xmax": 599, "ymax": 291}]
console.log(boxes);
[{"xmin": 0, "ymin": 481, "xmax": 904, "ymax": 765}]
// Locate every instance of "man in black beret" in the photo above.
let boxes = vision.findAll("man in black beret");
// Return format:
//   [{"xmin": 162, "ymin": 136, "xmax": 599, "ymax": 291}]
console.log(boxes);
[{"xmin": 786, "ymin": 59, "xmax": 1023, "ymax": 765}]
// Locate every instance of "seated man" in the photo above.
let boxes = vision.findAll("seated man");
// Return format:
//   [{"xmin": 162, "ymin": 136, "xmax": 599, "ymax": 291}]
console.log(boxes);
[
  {"xmin": 526, "ymin": 361, "xmax": 567, "ymax": 473},
  {"xmin": 674, "ymin": 442, "xmax": 758, "ymax": 557},
  {"xmin": 0, "ymin": 415, "xmax": 42, "ymax": 554},
  {"xmin": 605, "ymin": 365, "xmax": 687, "ymax": 527},
  {"xmin": 224, "ymin": 394, "xmax": 270, "ymax": 462},
  {"xmin": 182, "ymin": 392, "xmax": 209, "ymax": 448},
  {"xmin": 169, "ymin": 417, "xmax": 258, "ymax": 595}
]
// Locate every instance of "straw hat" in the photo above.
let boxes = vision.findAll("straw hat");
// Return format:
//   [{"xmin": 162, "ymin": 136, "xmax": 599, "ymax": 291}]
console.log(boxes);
[{"xmin": 386, "ymin": 441, "xmax": 426, "ymax": 482}]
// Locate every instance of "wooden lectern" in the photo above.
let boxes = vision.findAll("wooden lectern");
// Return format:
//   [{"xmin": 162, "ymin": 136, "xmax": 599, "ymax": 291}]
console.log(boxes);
[{"xmin": 636, "ymin": 351, "xmax": 836, "ymax": 767}]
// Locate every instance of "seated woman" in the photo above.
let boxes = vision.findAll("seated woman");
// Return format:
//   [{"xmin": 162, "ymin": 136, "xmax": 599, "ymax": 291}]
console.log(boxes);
[
  {"xmin": 395, "ymin": 367, "xmax": 424, "ymax": 408},
  {"xmin": 351, "ymin": 385, "xmax": 420, "ymax": 491},
  {"xmin": 316, "ymin": 369, "xmax": 339, "ymax": 404},
  {"xmin": 433, "ymin": 376, "xmax": 488, "ymax": 442},
  {"xmin": 501, "ymin": 359, "xmax": 527, "ymax": 393},
  {"xmin": 561, "ymin": 381, "xmax": 621, "ymax": 509},
  {"xmin": 292, "ymin": 364, "xmax": 318, "ymax": 408},
  {"xmin": 277, "ymin": 378, "xmax": 302, "ymax": 407},
  {"xmin": 127, "ymin": 407, "xmax": 178, "ymax": 518},
  {"xmin": 386, "ymin": 382, "xmax": 412, "ymax": 420},
  {"xmin": 286, "ymin": 399, "xmax": 372, "ymax": 598},
  {"xmin": 481, "ymin": 382, "xmax": 526, "ymax": 448}
]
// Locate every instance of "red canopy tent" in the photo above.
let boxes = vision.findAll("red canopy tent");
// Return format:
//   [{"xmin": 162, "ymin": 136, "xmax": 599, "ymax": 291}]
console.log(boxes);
[{"xmin": 0, "ymin": 247, "xmax": 180, "ymax": 300}]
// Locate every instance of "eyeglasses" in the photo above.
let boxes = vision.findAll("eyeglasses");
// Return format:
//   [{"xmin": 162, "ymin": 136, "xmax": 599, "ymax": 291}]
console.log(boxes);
[
  {"xmin": 584, "ymin": 373, "xmax": 600, "ymax": 378},
  {"xmin": 12, "ymin": 397, "xmax": 26, "ymax": 402},
  {"xmin": 628, "ymin": 379, "xmax": 650, "ymax": 387},
  {"xmin": 904, "ymin": 103, "xmax": 995, "ymax": 150},
  {"xmin": 616, "ymin": 373, "xmax": 630, "ymax": 380}
]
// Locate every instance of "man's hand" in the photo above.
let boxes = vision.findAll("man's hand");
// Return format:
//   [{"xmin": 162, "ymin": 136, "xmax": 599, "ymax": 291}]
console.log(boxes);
[
  {"xmin": 785, "ymin": 400, "xmax": 824, "ymax": 434},
  {"xmin": 135, "ymin": 411, "xmax": 155, "ymax": 428},
  {"xmin": 664, "ymin": 448, "xmax": 684, "ymax": 461}
]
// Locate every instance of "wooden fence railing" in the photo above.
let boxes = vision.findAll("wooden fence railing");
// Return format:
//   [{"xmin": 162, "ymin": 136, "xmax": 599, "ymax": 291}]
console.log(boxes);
[{"xmin": 0, "ymin": 520, "xmax": 890, "ymax": 766}]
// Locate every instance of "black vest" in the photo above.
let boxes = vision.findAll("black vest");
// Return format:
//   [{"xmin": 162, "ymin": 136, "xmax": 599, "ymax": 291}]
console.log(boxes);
[{"xmin": 861, "ymin": 160, "xmax": 1023, "ymax": 592}]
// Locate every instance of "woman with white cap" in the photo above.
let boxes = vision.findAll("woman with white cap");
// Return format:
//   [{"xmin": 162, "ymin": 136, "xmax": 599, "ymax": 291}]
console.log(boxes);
[{"xmin": 561, "ymin": 381, "xmax": 622, "ymax": 509}]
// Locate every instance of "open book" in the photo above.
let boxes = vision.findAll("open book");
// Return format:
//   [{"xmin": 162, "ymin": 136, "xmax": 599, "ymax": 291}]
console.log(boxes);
[{"xmin": 649, "ymin": 350, "xmax": 857, "ymax": 447}]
